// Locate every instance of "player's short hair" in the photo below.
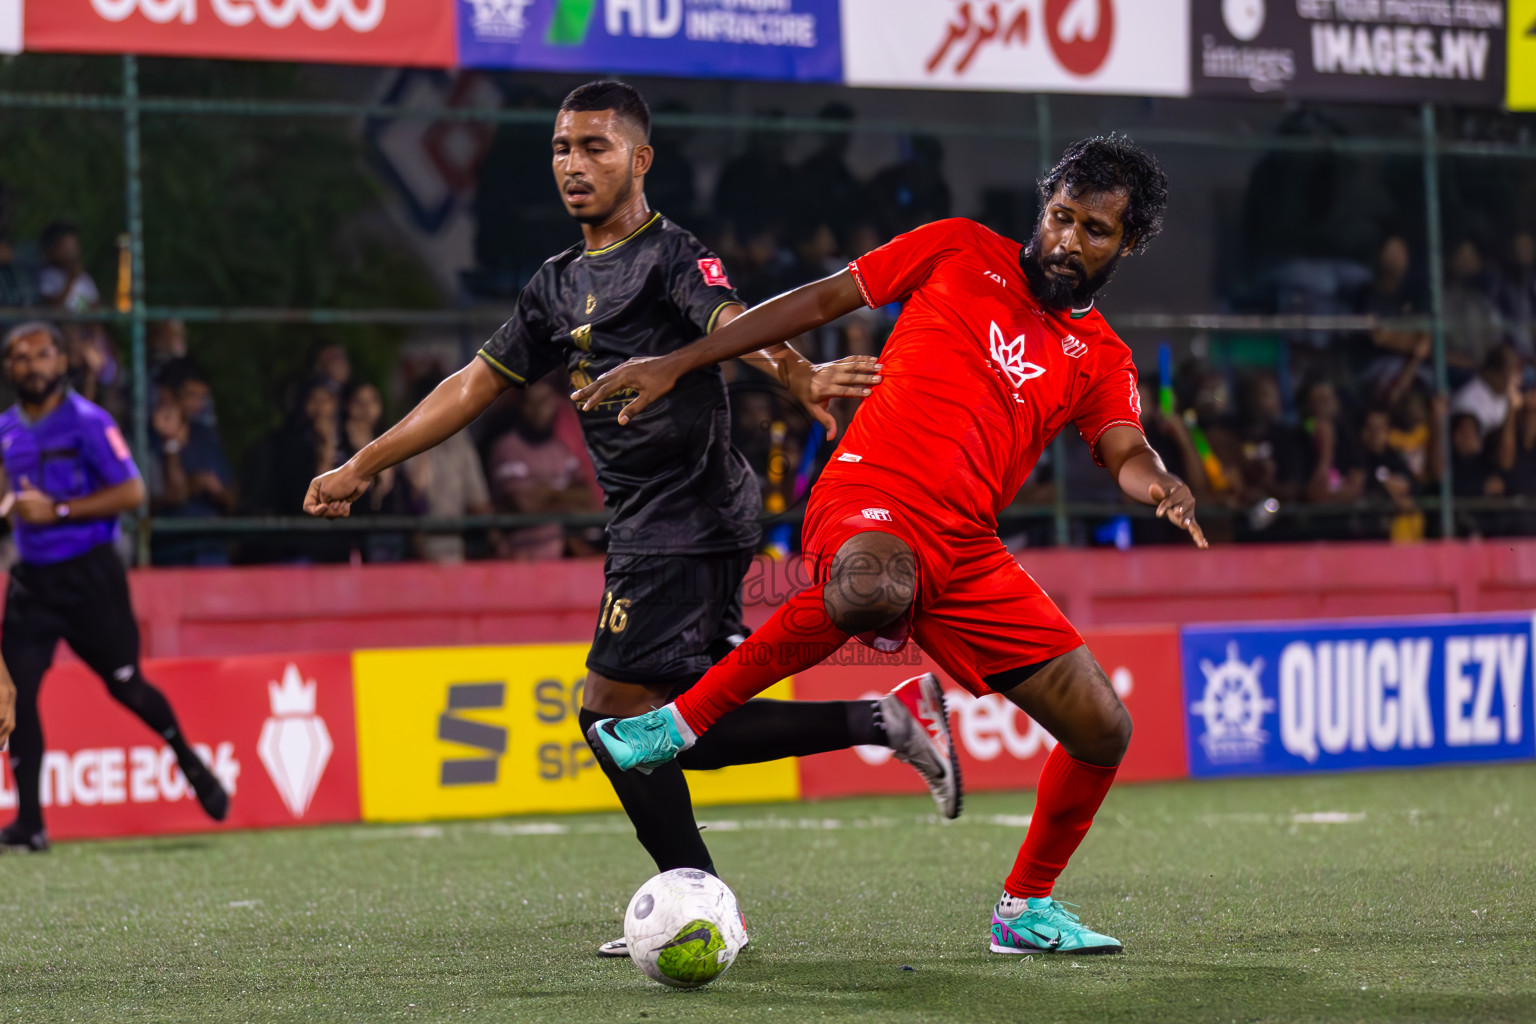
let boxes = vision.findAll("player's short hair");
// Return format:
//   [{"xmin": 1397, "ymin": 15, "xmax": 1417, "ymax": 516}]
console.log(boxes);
[
  {"xmin": 559, "ymin": 80, "xmax": 651, "ymax": 142},
  {"xmin": 1, "ymin": 320, "xmax": 63, "ymax": 357},
  {"xmin": 1038, "ymin": 134, "xmax": 1168, "ymax": 256}
]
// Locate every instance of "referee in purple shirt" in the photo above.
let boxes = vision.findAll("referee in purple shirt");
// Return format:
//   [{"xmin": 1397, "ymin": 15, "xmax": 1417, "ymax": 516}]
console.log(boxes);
[{"xmin": 0, "ymin": 322, "xmax": 226, "ymax": 852}]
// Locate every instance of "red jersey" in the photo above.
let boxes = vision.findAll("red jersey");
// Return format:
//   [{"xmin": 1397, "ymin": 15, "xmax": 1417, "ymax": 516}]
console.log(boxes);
[{"xmin": 823, "ymin": 218, "xmax": 1143, "ymax": 531}]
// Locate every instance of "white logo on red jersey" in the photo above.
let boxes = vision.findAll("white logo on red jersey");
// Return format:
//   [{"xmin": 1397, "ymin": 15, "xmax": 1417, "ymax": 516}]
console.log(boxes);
[
  {"xmin": 697, "ymin": 258, "xmax": 731, "ymax": 288},
  {"xmin": 988, "ymin": 321, "xmax": 1046, "ymax": 390},
  {"xmin": 982, "ymin": 269, "xmax": 1007, "ymax": 287},
  {"xmin": 1127, "ymin": 370, "xmax": 1142, "ymax": 417},
  {"xmin": 861, "ymin": 508, "xmax": 892, "ymax": 522},
  {"xmin": 837, "ymin": 452, "xmax": 863, "ymax": 463},
  {"xmin": 1061, "ymin": 333, "xmax": 1087, "ymax": 358}
]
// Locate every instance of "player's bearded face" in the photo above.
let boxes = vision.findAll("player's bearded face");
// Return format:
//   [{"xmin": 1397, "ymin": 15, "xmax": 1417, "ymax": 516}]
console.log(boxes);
[
  {"xmin": 5, "ymin": 335, "xmax": 66, "ymax": 403},
  {"xmin": 1021, "ymin": 229, "xmax": 1123, "ymax": 310},
  {"xmin": 1021, "ymin": 186, "xmax": 1131, "ymax": 310}
]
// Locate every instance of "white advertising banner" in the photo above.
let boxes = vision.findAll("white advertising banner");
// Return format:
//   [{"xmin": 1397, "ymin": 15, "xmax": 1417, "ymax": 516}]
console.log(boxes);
[
  {"xmin": 0, "ymin": 0, "xmax": 20, "ymax": 55},
  {"xmin": 841, "ymin": 0, "xmax": 1190, "ymax": 96}
]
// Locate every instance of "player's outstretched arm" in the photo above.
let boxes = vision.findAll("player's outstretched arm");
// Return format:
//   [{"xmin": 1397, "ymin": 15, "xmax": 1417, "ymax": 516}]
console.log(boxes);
[
  {"xmin": 1098, "ymin": 425, "xmax": 1209, "ymax": 549},
  {"xmin": 573, "ymin": 270, "xmax": 866, "ymax": 425},
  {"xmin": 304, "ymin": 358, "xmax": 510, "ymax": 519}
]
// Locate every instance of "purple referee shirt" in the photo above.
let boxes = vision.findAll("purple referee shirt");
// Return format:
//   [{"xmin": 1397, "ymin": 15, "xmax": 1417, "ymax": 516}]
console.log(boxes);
[{"xmin": 0, "ymin": 390, "xmax": 139, "ymax": 565}]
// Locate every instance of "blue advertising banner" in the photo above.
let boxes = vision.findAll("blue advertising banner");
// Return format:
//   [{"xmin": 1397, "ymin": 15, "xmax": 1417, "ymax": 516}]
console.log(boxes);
[
  {"xmin": 1182, "ymin": 613, "xmax": 1534, "ymax": 778},
  {"xmin": 457, "ymin": 0, "xmax": 842, "ymax": 81}
]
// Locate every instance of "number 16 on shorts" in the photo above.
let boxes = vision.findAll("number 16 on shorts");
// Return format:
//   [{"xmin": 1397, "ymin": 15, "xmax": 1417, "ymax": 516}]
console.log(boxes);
[{"xmin": 598, "ymin": 591, "xmax": 632, "ymax": 634}]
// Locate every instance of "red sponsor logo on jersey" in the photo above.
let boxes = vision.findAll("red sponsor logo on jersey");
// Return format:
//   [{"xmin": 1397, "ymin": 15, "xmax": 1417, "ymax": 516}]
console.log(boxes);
[
  {"xmin": 105, "ymin": 425, "xmax": 132, "ymax": 461},
  {"xmin": 698, "ymin": 258, "xmax": 731, "ymax": 289}
]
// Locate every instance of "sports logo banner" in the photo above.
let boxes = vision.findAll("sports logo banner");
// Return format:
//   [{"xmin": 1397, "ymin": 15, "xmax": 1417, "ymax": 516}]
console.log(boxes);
[
  {"xmin": 840, "ymin": 0, "xmax": 1189, "ymax": 97},
  {"xmin": 1192, "ymin": 0, "xmax": 1505, "ymax": 106},
  {"xmin": 24, "ymin": 0, "xmax": 456, "ymax": 67},
  {"xmin": 1182, "ymin": 614, "xmax": 1535, "ymax": 778},
  {"xmin": 351, "ymin": 644, "xmax": 798, "ymax": 822},
  {"xmin": 457, "ymin": 0, "xmax": 843, "ymax": 80},
  {"xmin": 0, "ymin": 654, "xmax": 359, "ymax": 840}
]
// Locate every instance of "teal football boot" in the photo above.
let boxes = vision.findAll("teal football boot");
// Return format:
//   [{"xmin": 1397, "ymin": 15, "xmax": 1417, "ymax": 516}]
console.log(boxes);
[
  {"xmin": 586, "ymin": 704, "xmax": 695, "ymax": 774},
  {"xmin": 989, "ymin": 896, "xmax": 1122, "ymax": 955}
]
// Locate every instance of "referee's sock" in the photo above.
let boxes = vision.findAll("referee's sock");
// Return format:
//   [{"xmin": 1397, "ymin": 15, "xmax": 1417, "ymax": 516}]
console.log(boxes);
[
  {"xmin": 106, "ymin": 667, "xmax": 229, "ymax": 822},
  {"xmin": 578, "ymin": 707, "xmax": 716, "ymax": 876},
  {"xmin": 678, "ymin": 699, "xmax": 886, "ymax": 770}
]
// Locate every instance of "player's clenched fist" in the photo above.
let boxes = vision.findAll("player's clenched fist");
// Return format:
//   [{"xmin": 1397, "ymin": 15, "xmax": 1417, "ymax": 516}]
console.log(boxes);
[{"xmin": 303, "ymin": 464, "xmax": 372, "ymax": 519}]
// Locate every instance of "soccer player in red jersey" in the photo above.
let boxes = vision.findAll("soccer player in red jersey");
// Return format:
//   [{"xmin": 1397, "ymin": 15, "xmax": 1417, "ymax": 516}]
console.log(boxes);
[{"xmin": 579, "ymin": 135, "xmax": 1206, "ymax": 955}]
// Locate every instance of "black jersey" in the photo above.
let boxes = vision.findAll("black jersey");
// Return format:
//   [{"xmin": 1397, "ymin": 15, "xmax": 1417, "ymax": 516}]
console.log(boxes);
[{"xmin": 477, "ymin": 213, "xmax": 762, "ymax": 555}]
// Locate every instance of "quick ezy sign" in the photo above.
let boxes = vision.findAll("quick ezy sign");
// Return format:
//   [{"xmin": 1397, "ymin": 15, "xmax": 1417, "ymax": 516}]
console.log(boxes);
[{"xmin": 1181, "ymin": 614, "xmax": 1535, "ymax": 777}]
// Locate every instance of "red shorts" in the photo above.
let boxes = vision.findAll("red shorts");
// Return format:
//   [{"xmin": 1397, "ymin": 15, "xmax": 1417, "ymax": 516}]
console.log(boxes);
[{"xmin": 802, "ymin": 481, "xmax": 1083, "ymax": 697}]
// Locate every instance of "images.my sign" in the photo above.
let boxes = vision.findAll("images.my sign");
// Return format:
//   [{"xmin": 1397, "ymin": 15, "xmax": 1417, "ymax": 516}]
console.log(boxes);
[
  {"xmin": 457, "ymin": 0, "xmax": 843, "ymax": 80},
  {"xmin": 1182, "ymin": 613, "xmax": 1534, "ymax": 778},
  {"xmin": 1193, "ymin": 0, "xmax": 1505, "ymax": 105}
]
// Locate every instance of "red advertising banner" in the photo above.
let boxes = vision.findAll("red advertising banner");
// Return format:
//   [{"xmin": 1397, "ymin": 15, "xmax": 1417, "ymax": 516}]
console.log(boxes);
[
  {"xmin": 794, "ymin": 627, "xmax": 1188, "ymax": 800},
  {"xmin": 0, "ymin": 653, "xmax": 359, "ymax": 840},
  {"xmin": 24, "ymin": 0, "xmax": 455, "ymax": 68}
]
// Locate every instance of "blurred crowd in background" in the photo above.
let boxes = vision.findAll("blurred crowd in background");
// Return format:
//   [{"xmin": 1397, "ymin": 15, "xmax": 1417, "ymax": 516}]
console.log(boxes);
[{"xmin": 1, "ymin": 93, "xmax": 1534, "ymax": 567}]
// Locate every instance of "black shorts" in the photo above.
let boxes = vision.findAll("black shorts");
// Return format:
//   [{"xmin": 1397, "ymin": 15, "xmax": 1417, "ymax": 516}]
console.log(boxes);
[
  {"xmin": 1, "ymin": 543, "xmax": 141, "ymax": 689},
  {"xmin": 585, "ymin": 549, "xmax": 753, "ymax": 688}
]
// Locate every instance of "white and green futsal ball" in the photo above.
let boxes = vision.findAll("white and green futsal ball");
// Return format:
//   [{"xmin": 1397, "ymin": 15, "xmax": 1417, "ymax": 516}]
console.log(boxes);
[{"xmin": 623, "ymin": 868, "xmax": 746, "ymax": 989}]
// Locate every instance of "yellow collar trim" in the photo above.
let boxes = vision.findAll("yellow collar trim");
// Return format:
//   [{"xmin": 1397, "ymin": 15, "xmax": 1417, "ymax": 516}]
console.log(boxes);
[{"xmin": 585, "ymin": 212, "xmax": 661, "ymax": 257}]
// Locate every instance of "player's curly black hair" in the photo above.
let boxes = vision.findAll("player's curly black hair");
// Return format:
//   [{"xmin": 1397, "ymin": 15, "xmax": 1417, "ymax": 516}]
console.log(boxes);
[{"xmin": 1038, "ymin": 133, "xmax": 1168, "ymax": 256}]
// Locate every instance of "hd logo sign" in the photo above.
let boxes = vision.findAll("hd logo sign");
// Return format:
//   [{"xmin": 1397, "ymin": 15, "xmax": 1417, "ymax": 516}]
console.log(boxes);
[
  {"xmin": 1181, "ymin": 614, "xmax": 1535, "ymax": 778},
  {"xmin": 1511, "ymin": 0, "xmax": 1536, "ymax": 111},
  {"xmin": 353, "ymin": 644, "xmax": 797, "ymax": 822}
]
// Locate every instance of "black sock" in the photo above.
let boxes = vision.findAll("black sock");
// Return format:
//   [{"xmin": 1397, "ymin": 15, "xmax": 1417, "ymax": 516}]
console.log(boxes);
[
  {"xmin": 105, "ymin": 669, "xmax": 198, "ymax": 767},
  {"xmin": 679, "ymin": 699, "xmax": 887, "ymax": 771},
  {"xmin": 7, "ymin": 697, "xmax": 43, "ymax": 832},
  {"xmin": 579, "ymin": 707, "xmax": 716, "ymax": 876}
]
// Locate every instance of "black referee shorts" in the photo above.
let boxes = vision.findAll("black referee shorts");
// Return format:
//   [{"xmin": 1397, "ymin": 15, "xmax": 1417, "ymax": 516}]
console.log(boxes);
[
  {"xmin": 585, "ymin": 549, "xmax": 753, "ymax": 689},
  {"xmin": 2, "ymin": 543, "xmax": 141, "ymax": 691}
]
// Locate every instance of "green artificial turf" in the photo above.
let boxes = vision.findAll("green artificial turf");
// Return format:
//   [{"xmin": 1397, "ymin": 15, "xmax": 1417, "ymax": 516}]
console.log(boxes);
[{"xmin": 2, "ymin": 763, "xmax": 1532, "ymax": 1023}]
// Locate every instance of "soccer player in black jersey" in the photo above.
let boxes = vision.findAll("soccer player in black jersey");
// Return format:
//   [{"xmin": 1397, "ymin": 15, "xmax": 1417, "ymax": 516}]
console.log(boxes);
[{"xmin": 304, "ymin": 81, "xmax": 961, "ymax": 955}]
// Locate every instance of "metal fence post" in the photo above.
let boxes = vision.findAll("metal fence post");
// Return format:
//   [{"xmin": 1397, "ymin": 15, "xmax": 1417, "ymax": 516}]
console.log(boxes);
[
  {"xmin": 123, "ymin": 55, "xmax": 151, "ymax": 566},
  {"xmin": 1036, "ymin": 93, "xmax": 1070, "ymax": 548},
  {"xmin": 1421, "ymin": 102, "xmax": 1453, "ymax": 541}
]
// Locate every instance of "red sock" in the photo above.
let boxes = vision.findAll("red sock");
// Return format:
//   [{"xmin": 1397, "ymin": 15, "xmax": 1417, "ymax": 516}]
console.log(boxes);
[
  {"xmin": 1004, "ymin": 744, "xmax": 1119, "ymax": 898},
  {"xmin": 673, "ymin": 584, "xmax": 849, "ymax": 735}
]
